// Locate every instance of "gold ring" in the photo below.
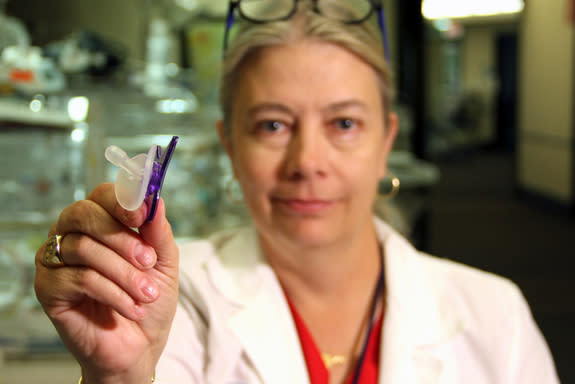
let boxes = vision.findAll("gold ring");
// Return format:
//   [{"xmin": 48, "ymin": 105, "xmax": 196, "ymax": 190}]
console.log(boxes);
[{"xmin": 44, "ymin": 234, "xmax": 65, "ymax": 267}]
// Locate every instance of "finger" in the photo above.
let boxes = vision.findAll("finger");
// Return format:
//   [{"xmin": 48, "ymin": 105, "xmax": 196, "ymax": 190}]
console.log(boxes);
[
  {"xmin": 87, "ymin": 183, "xmax": 149, "ymax": 229},
  {"xmin": 138, "ymin": 199, "xmax": 179, "ymax": 274},
  {"xmin": 35, "ymin": 257, "xmax": 145, "ymax": 322},
  {"xmin": 58, "ymin": 233, "xmax": 159, "ymax": 303},
  {"xmin": 55, "ymin": 200, "xmax": 157, "ymax": 270}
]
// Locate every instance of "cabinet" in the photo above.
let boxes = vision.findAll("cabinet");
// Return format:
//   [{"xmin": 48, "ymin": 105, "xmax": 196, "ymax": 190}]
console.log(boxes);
[
  {"xmin": 0, "ymin": 94, "xmax": 86, "ymax": 358},
  {"xmin": 0, "ymin": 86, "xmax": 252, "ymax": 360},
  {"xmin": 0, "ymin": 96, "xmax": 86, "ymax": 228}
]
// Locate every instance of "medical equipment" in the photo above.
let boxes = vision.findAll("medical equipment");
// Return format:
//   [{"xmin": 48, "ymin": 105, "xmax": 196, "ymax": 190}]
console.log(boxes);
[{"xmin": 105, "ymin": 135, "xmax": 178, "ymax": 222}]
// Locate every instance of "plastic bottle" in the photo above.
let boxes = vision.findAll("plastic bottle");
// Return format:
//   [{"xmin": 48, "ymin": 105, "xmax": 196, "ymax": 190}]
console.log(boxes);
[{"xmin": 144, "ymin": 18, "xmax": 172, "ymax": 97}]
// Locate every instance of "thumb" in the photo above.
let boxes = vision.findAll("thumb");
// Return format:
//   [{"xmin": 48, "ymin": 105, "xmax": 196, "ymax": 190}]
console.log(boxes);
[{"xmin": 138, "ymin": 198, "xmax": 179, "ymax": 274}]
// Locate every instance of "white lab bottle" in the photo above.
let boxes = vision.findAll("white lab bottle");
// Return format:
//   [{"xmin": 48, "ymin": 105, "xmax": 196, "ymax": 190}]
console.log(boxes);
[{"xmin": 145, "ymin": 18, "xmax": 172, "ymax": 97}]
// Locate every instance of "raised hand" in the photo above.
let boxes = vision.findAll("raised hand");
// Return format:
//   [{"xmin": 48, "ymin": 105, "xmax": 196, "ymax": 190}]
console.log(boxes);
[{"xmin": 35, "ymin": 183, "xmax": 179, "ymax": 384}]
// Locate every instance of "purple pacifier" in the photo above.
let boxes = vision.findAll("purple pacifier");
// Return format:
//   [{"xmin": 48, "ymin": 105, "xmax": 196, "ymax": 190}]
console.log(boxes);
[{"xmin": 105, "ymin": 136, "xmax": 179, "ymax": 222}]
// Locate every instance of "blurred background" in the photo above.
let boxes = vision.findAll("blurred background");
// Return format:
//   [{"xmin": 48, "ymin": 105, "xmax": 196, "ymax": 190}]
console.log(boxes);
[{"xmin": 0, "ymin": 0, "xmax": 573, "ymax": 382}]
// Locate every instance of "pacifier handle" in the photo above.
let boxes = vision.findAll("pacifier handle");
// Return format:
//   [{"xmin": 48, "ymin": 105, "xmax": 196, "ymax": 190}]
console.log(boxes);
[
  {"xmin": 145, "ymin": 136, "xmax": 178, "ymax": 222},
  {"xmin": 105, "ymin": 146, "xmax": 144, "ymax": 180},
  {"xmin": 105, "ymin": 136, "xmax": 178, "ymax": 222}
]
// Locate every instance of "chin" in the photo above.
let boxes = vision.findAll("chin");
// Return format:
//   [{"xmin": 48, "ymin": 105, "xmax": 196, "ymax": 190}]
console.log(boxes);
[
  {"xmin": 270, "ymin": 215, "xmax": 344, "ymax": 249},
  {"xmin": 250, "ymin": 199, "xmax": 362, "ymax": 250}
]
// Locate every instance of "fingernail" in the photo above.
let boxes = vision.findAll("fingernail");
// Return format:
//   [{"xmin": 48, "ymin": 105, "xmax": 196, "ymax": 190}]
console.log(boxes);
[
  {"xmin": 135, "ymin": 244, "xmax": 154, "ymax": 268},
  {"xmin": 140, "ymin": 278, "xmax": 158, "ymax": 299}
]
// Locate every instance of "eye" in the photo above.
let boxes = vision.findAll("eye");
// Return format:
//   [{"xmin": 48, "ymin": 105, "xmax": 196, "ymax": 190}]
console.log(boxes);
[
  {"xmin": 251, "ymin": 119, "xmax": 291, "ymax": 146},
  {"xmin": 334, "ymin": 118, "xmax": 356, "ymax": 130},
  {"xmin": 260, "ymin": 120, "xmax": 285, "ymax": 133}
]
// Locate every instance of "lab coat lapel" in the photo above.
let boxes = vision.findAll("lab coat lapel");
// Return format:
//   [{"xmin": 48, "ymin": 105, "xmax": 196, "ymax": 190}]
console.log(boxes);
[
  {"xmin": 204, "ymin": 220, "xmax": 465, "ymax": 384},
  {"xmin": 375, "ymin": 219, "xmax": 465, "ymax": 384},
  {"xmin": 206, "ymin": 228, "xmax": 310, "ymax": 384},
  {"xmin": 228, "ymin": 282, "xmax": 310, "ymax": 384}
]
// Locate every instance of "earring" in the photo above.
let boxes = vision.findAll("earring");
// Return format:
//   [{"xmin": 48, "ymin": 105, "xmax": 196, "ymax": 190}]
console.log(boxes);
[
  {"xmin": 379, "ymin": 171, "xmax": 400, "ymax": 199},
  {"xmin": 225, "ymin": 177, "xmax": 244, "ymax": 204}
]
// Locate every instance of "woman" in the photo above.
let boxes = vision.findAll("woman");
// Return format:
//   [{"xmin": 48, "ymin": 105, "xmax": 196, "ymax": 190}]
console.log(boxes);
[{"xmin": 35, "ymin": 1, "xmax": 558, "ymax": 383}]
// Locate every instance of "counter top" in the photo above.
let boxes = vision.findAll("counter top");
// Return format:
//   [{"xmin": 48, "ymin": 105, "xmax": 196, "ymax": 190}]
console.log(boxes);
[{"xmin": 1, "ymin": 356, "xmax": 79, "ymax": 384}]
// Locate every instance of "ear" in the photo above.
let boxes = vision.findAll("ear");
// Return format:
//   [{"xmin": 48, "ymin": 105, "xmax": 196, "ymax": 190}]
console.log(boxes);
[
  {"xmin": 217, "ymin": 119, "xmax": 233, "ymax": 158},
  {"xmin": 379, "ymin": 112, "xmax": 399, "ymax": 178}
]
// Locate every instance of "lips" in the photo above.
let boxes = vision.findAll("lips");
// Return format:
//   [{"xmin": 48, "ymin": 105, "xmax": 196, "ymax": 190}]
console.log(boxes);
[{"xmin": 272, "ymin": 197, "xmax": 335, "ymax": 215}]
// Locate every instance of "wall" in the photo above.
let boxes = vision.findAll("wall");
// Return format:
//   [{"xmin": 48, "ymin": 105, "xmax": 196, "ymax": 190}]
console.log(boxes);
[
  {"xmin": 423, "ymin": 19, "xmax": 518, "ymax": 155},
  {"xmin": 461, "ymin": 24, "xmax": 497, "ymax": 143},
  {"xmin": 518, "ymin": 0, "xmax": 574, "ymax": 203},
  {"xmin": 423, "ymin": 28, "xmax": 443, "ymax": 129},
  {"xmin": 7, "ymin": 0, "xmax": 146, "ymax": 60}
]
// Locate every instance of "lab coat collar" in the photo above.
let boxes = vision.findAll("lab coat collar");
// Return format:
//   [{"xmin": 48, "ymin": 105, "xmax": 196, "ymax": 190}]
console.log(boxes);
[
  {"xmin": 375, "ymin": 219, "xmax": 467, "ymax": 383},
  {"xmin": 206, "ymin": 227, "xmax": 310, "ymax": 384},
  {"xmin": 205, "ymin": 220, "xmax": 466, "ymax": 384}
]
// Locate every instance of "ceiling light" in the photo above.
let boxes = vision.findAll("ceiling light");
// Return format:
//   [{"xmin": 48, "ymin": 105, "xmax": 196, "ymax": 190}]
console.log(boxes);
[{"xmin": 422, "ymin": 0, "xmax": 524, "ymax": 20}]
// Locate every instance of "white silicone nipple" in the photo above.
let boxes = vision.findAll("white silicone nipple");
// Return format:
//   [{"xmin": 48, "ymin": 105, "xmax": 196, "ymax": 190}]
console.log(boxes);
[{"xmin": 105, "ymin": 144, "xmax": 157, "ymax": 211}]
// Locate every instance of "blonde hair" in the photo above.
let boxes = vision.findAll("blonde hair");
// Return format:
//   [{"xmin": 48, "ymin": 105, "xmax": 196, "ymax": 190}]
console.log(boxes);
[{"xmin": 219, "ymin": 1, "xmax": 395, "ymax": 135}]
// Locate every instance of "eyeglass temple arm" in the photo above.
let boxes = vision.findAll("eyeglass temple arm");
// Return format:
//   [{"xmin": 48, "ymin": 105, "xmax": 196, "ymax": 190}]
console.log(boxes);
[
  {"xmin": 223, "ymin": 2, "xmax": 236, "ymax": 55},
  {"xmin": 377, "ymin": 6, "xmax": 391, "ymax": 61}
]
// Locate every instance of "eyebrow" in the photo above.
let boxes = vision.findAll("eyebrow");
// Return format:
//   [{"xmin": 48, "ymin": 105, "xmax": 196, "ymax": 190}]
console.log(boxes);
[
  {"xmin": 247, "ymin": 103, "xmax": 295, "ymax": 118},
  {"xmin": 323, "ymin": 99, "xmax": 369, "ymax": 113},
  {"xmin": 247, "ymin": 99, "xmax": 369, "ymax": 116}
]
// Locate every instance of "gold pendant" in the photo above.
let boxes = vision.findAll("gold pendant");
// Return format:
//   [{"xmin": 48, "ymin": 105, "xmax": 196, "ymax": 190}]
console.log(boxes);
[{"xmin": 321, "ymin": 353, "xmax": 346, "ymax": 369}]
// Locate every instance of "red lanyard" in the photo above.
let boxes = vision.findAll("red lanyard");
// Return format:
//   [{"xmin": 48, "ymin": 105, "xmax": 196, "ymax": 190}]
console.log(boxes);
[{"xmin": 287, "ymin": 247, "xmax": 385, "ymax": 384}]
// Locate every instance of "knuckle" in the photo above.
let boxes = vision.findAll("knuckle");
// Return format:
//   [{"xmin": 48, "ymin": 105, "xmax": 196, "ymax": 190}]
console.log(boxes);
[
  {"xmin": 126, "ymin": 266, "xmax": 141, "ymax": 289},
  {"xmin": 163, "ymin": 219, "xmax": 174, "ymax": 235},
  {"xmin": 34, "ymin": 244, "xmax": 46, "ymax": 266},
  {"xmin": 33, "ymin": 264, "xmax": 65, "ymax": 305},
  {"xmin": 87, "ymin": 183, "xmax": 113, "ymax": 201},
  {"xmin": 33, "ymin": 269, "xmax": 48, "ymax": 300},
  {"xmin": 77, "ymin": 267, "xmax": 101, "ymax": 290},
  {"xmin": 77, "ymin": 267, "xmax": 126, "ymax": 304},
  {"xmin": 68, "ymin": 234, "xmax": 90, "ymax": 258},
  {"xmin": 59, "ymin": 200, "xmax": 96, "ymax": 231}
]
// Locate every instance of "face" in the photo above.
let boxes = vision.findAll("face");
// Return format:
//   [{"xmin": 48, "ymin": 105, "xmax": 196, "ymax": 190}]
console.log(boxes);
[{"xmin": 218, "ymin": 40, "xmax": 397, "ymax": 251}]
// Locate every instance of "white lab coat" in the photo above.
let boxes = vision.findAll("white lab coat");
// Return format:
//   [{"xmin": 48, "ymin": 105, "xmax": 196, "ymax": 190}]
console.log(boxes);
[{"xmin": 155, "ymin": 218, "xmax": 559, "ymax": 384}]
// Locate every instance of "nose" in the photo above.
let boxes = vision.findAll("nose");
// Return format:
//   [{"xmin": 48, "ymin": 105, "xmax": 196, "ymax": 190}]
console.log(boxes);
[{"xmin": 282, "ymin": 123, "xmax": 327, "ymax": 180}]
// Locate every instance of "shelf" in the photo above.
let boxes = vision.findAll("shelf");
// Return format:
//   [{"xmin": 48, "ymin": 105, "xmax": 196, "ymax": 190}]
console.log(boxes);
[
  {"xmin": 0, "ymin": 99, "xmax": 73, "ymax": 128},
  {"xmin": 0, "ymin": 212, "xmax": 56, "ymax": 231},
  {"xmin": 106, "ymin": 133, "xmax": 220, "ymax": 152}
]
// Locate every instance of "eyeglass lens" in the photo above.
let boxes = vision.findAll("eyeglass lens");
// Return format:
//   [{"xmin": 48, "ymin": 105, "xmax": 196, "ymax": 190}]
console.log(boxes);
[
  {"xmin": 239, "ymin": 0, "xmax": 374, "ymax": 23},
  {"xmin": 239, "ymin": 0, "xmax": 295, "ymax": 21},
  {"xmin": 226, "ymin": 0, "xmax": 389, "ymax": 60}
]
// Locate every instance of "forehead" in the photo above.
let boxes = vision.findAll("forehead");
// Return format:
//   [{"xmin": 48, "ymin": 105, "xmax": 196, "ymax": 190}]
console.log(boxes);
[{"xmin": 233, "ymin": 40, "xmax": 382, "ymax": 109}]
